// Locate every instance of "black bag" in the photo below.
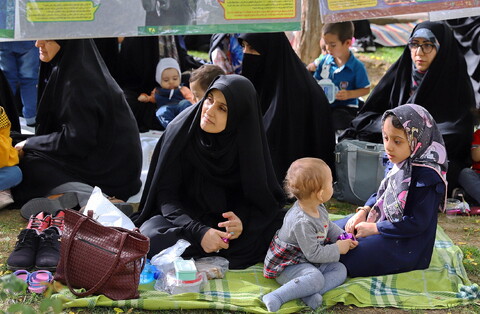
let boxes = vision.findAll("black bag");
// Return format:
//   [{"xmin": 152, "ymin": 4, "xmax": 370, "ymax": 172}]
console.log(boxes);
[{"xmin": 333, "ymin": 139, "xmax": 387, "ymax": 205}]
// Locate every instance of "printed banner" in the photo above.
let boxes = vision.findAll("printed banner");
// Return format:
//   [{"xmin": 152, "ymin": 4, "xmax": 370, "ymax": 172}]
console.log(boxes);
[
  {"xmin": 0, "ymin": 0, "xmax": 14, "ymax": 38},
  {"xmin": 319, "ymin": 0, "xmax": 480, "ymax": 23},
  {"xmin": 5, "ymin": 0, "xmax": 301, "ymax": 40}
]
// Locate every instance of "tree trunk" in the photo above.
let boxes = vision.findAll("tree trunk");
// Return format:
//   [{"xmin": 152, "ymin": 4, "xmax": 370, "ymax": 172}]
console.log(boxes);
[{"xmin": 293, "ymin": 0, "xmax": 323, "ymax": 65}]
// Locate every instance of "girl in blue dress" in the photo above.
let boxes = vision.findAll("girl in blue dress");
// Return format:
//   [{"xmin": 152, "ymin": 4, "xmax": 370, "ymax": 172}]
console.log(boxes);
[{"xmin": 335, "ymin": 104, "xmax": 447, "ymax": 277}]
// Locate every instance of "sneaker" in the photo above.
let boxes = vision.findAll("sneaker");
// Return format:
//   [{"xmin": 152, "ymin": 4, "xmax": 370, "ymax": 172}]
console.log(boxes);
[
  {"xmin": 20, "ymin": 192, "xmax": 78, "ymax": 220},
  {"xmin": 35, "ymin": 227, "xmax": 61, "ymax": 271},
  {"xmin": 351, "ymin": 39, "xmax": 365, "ymax": 53},
  {"xmin": 0, "ymin": 189, "xmax": 14, "ymax": 209},
  {"xmin": 351, "ymin": 36, "xmax": 376, "ymax": 53},
  {"xmin": 50, "ymin": 210, "xmax": 65, "ymax": 231},
  {"xmin": 7, "ymin": 228, "xmax": 40, "ymax": 270},
  {"xmin": 451, "ymin": 187, "xmax": 466, "ymax": 200},
  {"xmin": 26, "ymin": 212, "xmax": 51, "ymax": 232}
]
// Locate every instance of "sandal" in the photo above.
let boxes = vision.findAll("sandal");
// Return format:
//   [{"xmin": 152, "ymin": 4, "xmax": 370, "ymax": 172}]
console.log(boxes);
[
  {"xmin": 20, "ymin": 192, "xmax": 79, "ymax": 220},
  {"xmin": 13, "ymin": 269, "xmax": 30, "ymax": 282},
  {"xmin": 27, "ymin": 270, "xmax": 53, "ymax": 293}
]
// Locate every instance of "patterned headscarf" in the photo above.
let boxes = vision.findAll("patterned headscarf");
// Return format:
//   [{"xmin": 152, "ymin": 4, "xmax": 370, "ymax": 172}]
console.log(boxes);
[{"xmin": 367, "ymin": 104, "xmax": 448, "ymax": 223}]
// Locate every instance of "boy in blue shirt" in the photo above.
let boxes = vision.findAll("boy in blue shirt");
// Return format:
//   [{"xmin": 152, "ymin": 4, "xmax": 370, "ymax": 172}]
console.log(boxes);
[{"xmin": 314, "ymin": 22, "xmax": 370, "ymax": 135}]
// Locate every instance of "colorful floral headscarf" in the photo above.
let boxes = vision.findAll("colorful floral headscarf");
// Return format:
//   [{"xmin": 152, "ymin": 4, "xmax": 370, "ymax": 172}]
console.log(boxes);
[{"xmin": 367, "ymin": 104, "xmax": 448, "ymax": 223}]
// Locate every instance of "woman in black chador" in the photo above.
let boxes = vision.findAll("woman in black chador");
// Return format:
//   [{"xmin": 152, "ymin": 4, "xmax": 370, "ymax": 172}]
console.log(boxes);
[
  {"xmin": 134, "ymin": 74, "xmax": 286, "ymax": 269},
  {"xmin": 238, "ymin": 32, "xmax": 336, "ymax": 184},
  {"xmin": 341, "ymin": 21, "xmax": 476, "ymax": 192},
  {"xmin": 13, "ymin": 39, "xmax": 142, "ymax": 208}
]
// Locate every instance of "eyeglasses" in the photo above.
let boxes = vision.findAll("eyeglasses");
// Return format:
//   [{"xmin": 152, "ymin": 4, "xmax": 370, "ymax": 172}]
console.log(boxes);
[{"xmin": 408, "ymin": 42, "xmax": 436, "ymax": 54}]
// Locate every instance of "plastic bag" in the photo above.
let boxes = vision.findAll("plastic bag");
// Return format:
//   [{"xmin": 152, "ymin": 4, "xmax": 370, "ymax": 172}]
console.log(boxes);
[
  {"xmin": 194, "ymin": 256, "xmax": 229, "ymax": 279},
  {"xmin": 151, "ymin": 239, "xmax": 191, "ymax": 275},
  {"xmin": 84, "ymin": 186, "xmax": 135, "ymax": 230},
  {"xmin": 155, "ymin": 270, "xmax": 206, "ymax": 295}
]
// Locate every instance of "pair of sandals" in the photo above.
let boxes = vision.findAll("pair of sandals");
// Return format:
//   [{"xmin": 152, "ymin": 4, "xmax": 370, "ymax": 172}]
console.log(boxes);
[{"xmin": 13, "ymin": 269, "xmax": 53, "ymax": 293}]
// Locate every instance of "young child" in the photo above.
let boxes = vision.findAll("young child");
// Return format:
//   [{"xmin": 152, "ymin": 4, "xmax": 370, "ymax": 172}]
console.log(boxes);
[
  {"xmin": 189, "ymin": 64, "xmax": 225, "ymax": 103},
  {"xmin": 306, "ymin": 37, "xmax": 327, "ymax": 72},
  {"xmin": 458, "ymin": 120, "xmax": 480, "ymax": 206},
  {"xmin": 338, "ymin": 104, "xmax": 448, "ymax": 277},
  {"xmin": 0, "ymin": 106, "xmax": 22, "ymax": 209},
  {"xmin": 262, "ymin": 158, "xmax": 358, "ymax": 312},
  {"xmin": 313, "ymin": 21, "xmax": 370, "ymax": 133},
  {"xmin": 138, "ymin": 57, "xmax": 194, "ymax": 129}
]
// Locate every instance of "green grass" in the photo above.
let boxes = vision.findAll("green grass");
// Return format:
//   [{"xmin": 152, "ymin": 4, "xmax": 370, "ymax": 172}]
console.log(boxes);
[
  {"xmin": 461, "ymin": 245, "xmax": 480, "ymax": 277},
  {"xmin": 188, "ymin": 50, "xmax": 209, "ymax": 63},
  {"xmin": 357, "ymin": 46, "xmax": 404, "ymax": 64}
]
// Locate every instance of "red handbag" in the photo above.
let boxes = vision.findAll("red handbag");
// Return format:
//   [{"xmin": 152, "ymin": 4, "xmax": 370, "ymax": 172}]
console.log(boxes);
[{"xmin": 54, "ymin": 209, "xmax": 149, "ymax": 300}]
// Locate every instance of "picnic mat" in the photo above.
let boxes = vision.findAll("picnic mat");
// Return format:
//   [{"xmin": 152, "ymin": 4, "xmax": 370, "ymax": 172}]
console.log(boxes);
[
  {"xmin": 51, "ymin": 225, "xmax": 478, "ymax": 313},
  {"xmin": 371, "ymin": 21, "xmax": 419, "ymax": 47}
]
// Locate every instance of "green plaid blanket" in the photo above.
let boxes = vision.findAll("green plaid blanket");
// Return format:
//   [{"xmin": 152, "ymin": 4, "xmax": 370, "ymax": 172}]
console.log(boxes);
[{"xmin": 52, "ymin": 226, "xmax": 477, "ymax": 313}]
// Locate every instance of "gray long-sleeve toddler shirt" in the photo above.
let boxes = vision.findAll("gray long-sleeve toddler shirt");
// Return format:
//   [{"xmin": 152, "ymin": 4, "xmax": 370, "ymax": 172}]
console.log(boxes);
[{"xmin": 277, "ymin": 201, "xmax": 344, "ymax": 263}]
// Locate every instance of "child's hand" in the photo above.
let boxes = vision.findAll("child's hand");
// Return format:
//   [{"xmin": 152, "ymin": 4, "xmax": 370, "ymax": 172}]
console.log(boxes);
[
  {"xmin": 344, "ymin": 207, "xmax": 369, "ymax": 234},
  {"xmin": 138, "ymin": 93, "xmax": 149, "ymax": 102},
  {"xmin": 306, "ymin": 63, "xmax": 316, "ymax": 72},
  {"xmin": 355, "ymin": 222, "xmax": 379, "ymax": 238},
  {"xmin": 337, "ymin": 239, "xmax": 359, "ymax": 254},
  {"xmin": 335, "ymin": 90, "xmax": 350, "ymax": 100}
]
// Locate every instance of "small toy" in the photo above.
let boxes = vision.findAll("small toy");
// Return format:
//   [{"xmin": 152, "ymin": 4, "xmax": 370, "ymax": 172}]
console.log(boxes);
[{"xmin": 338, "ymin": 232, "xmax": 356, "ymax": 241}]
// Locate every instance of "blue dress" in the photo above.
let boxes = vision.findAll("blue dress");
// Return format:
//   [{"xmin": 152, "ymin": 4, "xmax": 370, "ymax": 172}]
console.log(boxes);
[{"xmin": 334, "ymin": 167, "xmax": 444, "ymax": 277}]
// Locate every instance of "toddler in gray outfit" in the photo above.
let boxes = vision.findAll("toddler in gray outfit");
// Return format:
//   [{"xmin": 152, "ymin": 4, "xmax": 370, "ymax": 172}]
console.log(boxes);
[{"xmin": 263, "ymin": 157, "xmax": 358, "ymax": 311}]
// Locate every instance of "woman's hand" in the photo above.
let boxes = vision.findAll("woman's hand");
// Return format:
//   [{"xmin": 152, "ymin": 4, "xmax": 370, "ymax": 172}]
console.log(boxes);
[
  {"xmin": 218, "ymin": 211, "xmax": 243, "ymax": 240},
  {"xmin": 355, "ymin": 222, "xmax": 379, "ymax": 238},
  {"xmin": 200, "ymin": 228, "xmax": 231, "ymax": 253},
  {"xmin": 344, "ymin": 207, "xmax": 369, "ymax": 233},
  {"xmin": 15, "ymin": 140, "xmax": 26, "ymax": 158}
]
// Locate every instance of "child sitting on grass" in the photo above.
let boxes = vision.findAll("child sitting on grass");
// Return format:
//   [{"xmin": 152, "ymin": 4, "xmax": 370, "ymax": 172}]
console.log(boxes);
[{"xmin": 262, "ymin": 157, "xmax": 358, "ymax": 312}]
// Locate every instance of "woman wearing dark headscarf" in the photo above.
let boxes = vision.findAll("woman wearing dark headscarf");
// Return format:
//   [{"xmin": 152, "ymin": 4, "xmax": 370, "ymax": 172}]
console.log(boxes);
[
  {"xmin": 13, "ymin": 39, "xmax": 142, "ymax": 210},
  {"xmin": 445, "ymin": 16, "xmax": 480, "ymax": 109},
  {"xmin": 134, "ymin": 74, "xmax": 286, "ymax": 269},
  {"xmin": 238, "ymin": 32, "xmax": 336, "ymax": 183},
  {"xmin": 341, "ymin": 21, "xmax": 475, "ymax": 192}
]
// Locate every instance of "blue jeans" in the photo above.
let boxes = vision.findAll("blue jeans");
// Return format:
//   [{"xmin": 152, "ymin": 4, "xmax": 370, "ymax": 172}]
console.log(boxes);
[
  {"xmin": 0, "ymin": 41, "xmax": 39, "ymax": 123},
  {"xmin": 0, "ymin": 166, "xmax": 22, "ymax": 190},
  {"xmin": 156, "ymin": 100, "xmax": 192, "ymax": 129}
]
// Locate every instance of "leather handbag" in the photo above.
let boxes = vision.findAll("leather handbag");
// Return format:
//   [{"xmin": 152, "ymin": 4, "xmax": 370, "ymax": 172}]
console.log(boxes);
[{"xmin": 54, "ymin": 209, "xmax": 150, "ymax": 300}]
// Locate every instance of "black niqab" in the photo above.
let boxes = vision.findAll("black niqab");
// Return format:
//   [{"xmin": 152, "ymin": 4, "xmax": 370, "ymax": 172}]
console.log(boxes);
[{"xmin": 238, "ymin": 33, "xmax": 336, "ymax": 183}]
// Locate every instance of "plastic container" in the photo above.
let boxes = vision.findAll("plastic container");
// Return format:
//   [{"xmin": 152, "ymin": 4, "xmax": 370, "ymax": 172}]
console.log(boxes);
[
  {"xmin": 154, "ymin": 271, "xmax": 206, "ymax": 295},
  {"xmin": 174, "ymin": 258, "xmax": 197, "ymax": 281},
  {"xmin": 317, "ymin": 79, "xmax": 339, "ymax": 104}
]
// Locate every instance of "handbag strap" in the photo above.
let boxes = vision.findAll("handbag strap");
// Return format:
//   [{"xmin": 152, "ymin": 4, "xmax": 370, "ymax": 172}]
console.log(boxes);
[{"xmin": 62, "ymin": 213, "xmax": 128, "ymax": 297}]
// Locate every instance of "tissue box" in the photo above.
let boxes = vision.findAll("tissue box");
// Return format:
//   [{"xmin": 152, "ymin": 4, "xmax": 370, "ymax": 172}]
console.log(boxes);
[{"xmin": 174, "ymin": 259, "xmax": 197, "ymax": 281}]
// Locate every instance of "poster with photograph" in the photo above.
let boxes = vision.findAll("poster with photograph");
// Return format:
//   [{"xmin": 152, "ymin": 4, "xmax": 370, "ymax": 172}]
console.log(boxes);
[
  {"xmin": 10, "ymin": 0, "xmax": 301, "ymax": 40},
  {"xmin": 0, "ymin": 0, "xmax": 14, "ymax": 38},
  {"xmin": 319, "ymin": 0, "xmax": 480, "ymax": 23}
]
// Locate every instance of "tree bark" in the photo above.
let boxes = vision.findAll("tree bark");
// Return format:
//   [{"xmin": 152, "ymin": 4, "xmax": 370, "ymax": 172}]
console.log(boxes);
[{"xmin": 293, "ymin": 0, "xmax": 323, "ymax": 65}]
